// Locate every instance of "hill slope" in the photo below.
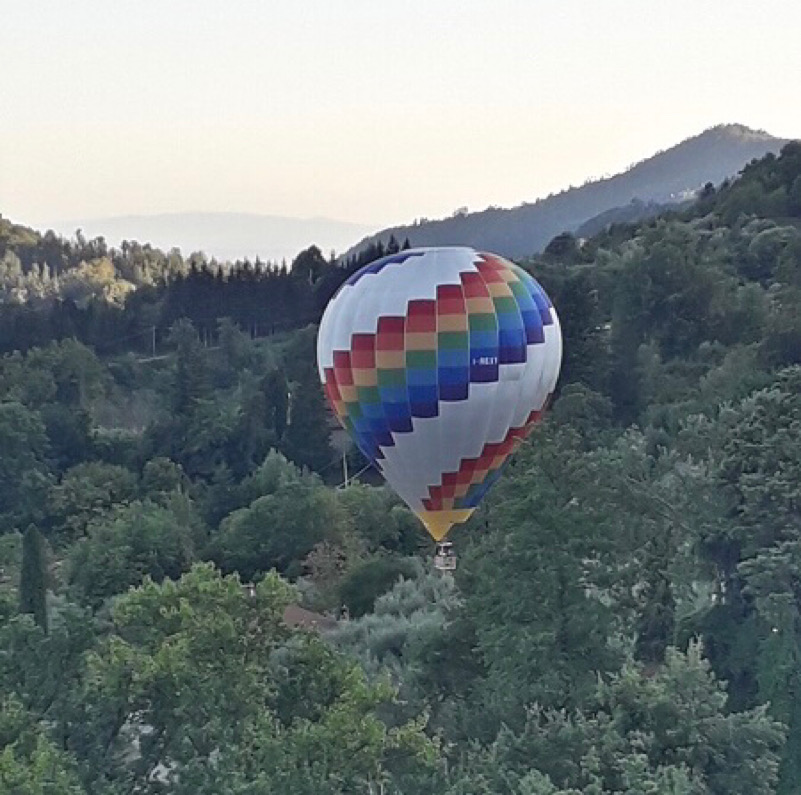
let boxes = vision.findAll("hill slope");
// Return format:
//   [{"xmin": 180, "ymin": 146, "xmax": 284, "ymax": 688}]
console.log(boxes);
[{"xmin": 343, "ymin": 124, "xmax": 789, "ymax": 260}]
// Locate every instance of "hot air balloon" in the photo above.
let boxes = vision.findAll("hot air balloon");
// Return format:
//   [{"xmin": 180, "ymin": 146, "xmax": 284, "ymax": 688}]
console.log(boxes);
[{"xmin": 317, "ymin": 247, "xmax": 562, "ymax": 569}]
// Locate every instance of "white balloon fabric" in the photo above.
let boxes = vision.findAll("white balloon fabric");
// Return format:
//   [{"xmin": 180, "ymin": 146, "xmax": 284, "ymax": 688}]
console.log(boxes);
[{"xmin": 317, "ymin": 247, "xmax": 562, "ymax": 541}]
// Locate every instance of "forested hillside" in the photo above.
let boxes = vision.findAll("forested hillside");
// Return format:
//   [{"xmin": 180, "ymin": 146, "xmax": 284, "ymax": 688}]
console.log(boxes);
[
  {"xmin": 0, "ymin": 214, "xmax": 383, "ymax": 357},
  {"xmin": 2, "ymin": 141, "xmax": 801, "ymax": 793},
  {"xmin": 343, "ymin": 124, "xmax": 788, "ymax": 261}
]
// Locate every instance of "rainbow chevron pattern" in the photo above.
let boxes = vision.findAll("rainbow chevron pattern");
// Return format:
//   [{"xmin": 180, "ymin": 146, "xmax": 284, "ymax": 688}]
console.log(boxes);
[
  {"xmin": 422, "ymin": 405, "xmax": 548, "ymax": 511},
  {"xmin": 318, "ymin": 247, "xmax": 562, "ymax": 528}
]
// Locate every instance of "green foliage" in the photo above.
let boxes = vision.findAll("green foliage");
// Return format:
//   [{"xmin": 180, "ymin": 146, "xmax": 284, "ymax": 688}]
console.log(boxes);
[
  {"xmin": 68, "ymin": 563, "xmax": 439, "ymax": 793},
  {"xmin": 230, "ymin": 370, "xmax": 284, "ymax": 474},
  {"xmin": 242, "ymin": 447, "xmax": 305, "ymax": 497},
  {"xmin": 261, "ymin": 366, "xmax": 290, "ymax": 440},
  {"xmin": 338, "ymin": 556, "xmax": 419, "ymax": 618},
  {"xmin": 1, "ymin": 142, "xmax": 801, "ymax": 789},
  {"xmin": 24, "ymin": 338, "xmax": 108, "ymax": 408},
  {"xmin": 332, "ymin": 569, "xmax": 463, "ymax": 733},
  {"xmin": 0, "ymin": 401, "xmax": 51, "ymax": 530},
  {"xmin": 140, "ymin": 456, "xmax": 188, "ymax": 502},
  {"xmin": 456, "ymin": 425, "xmax": 622, "ymax": 735},
  {"xmin": 19, "ymin": 526, "xmax": 48, "ymax": 632},
  {"xmin": 0, "ymin": 698, "xmax": 84, "ymax": 795},
  {"xmin": 211, "ymin": 464, "xmax": 343, "ymax": 579},
  {"xmin": 0, "ymin": 599, "xmax": 97, "ymax": 752},
  {"xmin": 453, "ymin": 644, "xmax": 784, "ymax": 795},
  {"xmin": 719, "ymin": 366, "xmax": 801, "ymax": 552},
  {"xmin": 338, "ymin": 483, "xmax": 424, "ymax": 553},
  {"xmin": 281, "ymin": 362, "xmax": 334, "ymax": 472},
  {"xmin": 168, "ymin": 317, "xmax": 213, "ymax": 414},
  {"xmin": 717, "ymin": 142, "xmax": 801, "ymax": 223},
  {"xmin": 48, "ymin": 460, "xmax": 138, "ymax": 539},
  {"xmin": 67, "ymin": 500, "xmax": 196, "ymax": 608},
  {"xmin": 0, "ymin": 532, "xmax": 22, "ymax": 598},
  {"xmin": 549, "ymin": 383, "xmax": 615, "ymax": 448},
  {"xmin": 215, "ymin": 316, "xmax": 260, "ymax": 387},
  {"xmin": 40, "ymin": 402, "xmax": 93, "ymax": 471}
]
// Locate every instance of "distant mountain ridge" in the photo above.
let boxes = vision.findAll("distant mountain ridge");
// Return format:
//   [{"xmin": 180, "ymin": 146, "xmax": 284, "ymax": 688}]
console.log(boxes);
[
  {"xmin": 42, "ymin": 212, "xmax": 377, "ymax": 264},
  {"xmin": 343, "ymin": 124, "xmax": 791, "ymax": 261}
]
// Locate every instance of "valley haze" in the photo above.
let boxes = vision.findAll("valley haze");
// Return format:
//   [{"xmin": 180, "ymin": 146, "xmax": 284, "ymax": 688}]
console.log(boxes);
[{"xmin": 42, "ymin": 212, "xmax": 378, "ymax": 265}]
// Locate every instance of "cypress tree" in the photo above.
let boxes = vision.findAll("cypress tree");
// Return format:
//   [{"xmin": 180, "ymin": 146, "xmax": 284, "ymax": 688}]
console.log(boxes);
[
  {"xmin": 19, "ymin": 524, "xmax": 48, "ymax": 633},
  {"xmin": 168, "ymin": 319, "xmax": 211, "ymax": 415},
  {"xmin": 281, "ymin": 365, "xmax": 334, "ymax": 473}
]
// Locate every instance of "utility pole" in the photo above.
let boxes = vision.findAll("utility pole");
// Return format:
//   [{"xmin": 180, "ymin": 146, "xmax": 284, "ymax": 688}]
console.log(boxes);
[{"xmin": 151, "ymin": 325, "xmax": 157, "ymax": 357}]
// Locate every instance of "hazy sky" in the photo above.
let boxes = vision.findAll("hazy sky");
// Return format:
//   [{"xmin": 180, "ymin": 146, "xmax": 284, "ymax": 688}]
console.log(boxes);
[{"xmin": 3, "ymin": 0, "xmax": 800, "ymax": 231}]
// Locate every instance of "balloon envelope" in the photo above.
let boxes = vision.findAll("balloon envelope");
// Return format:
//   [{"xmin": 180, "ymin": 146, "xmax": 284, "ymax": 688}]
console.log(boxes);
[{"xmin": 317, "ymin": 247, "xmax": 562, "ymax": 541}]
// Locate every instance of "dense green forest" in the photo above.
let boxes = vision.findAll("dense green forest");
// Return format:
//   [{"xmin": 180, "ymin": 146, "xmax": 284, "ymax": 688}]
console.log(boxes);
[
  {"xmin": 2, "ymin": 141, "xmax": 801, "ymax": 793},
  {"xmin": 0, "ymin": 215, "xmax": 408, "ymax": 356}
]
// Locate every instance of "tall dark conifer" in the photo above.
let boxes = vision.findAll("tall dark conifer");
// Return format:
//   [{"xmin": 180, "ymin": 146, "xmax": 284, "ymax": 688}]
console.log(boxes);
[
  {"xmin": 19, "ymin": 524, "xmax": 48, "ymax": 633},
  {"xmin": 281, "ymin": 364, "xmax": 333, "ymax": 473},
  {"xmin": 168, "ymin": 319, "xmax": 211, "ymax": 415}
]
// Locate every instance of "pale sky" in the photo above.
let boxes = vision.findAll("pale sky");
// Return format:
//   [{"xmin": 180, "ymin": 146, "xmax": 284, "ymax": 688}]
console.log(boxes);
[{"xmin": 2, "ymin": 0, "xmax": 800, "ymax": 232}]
